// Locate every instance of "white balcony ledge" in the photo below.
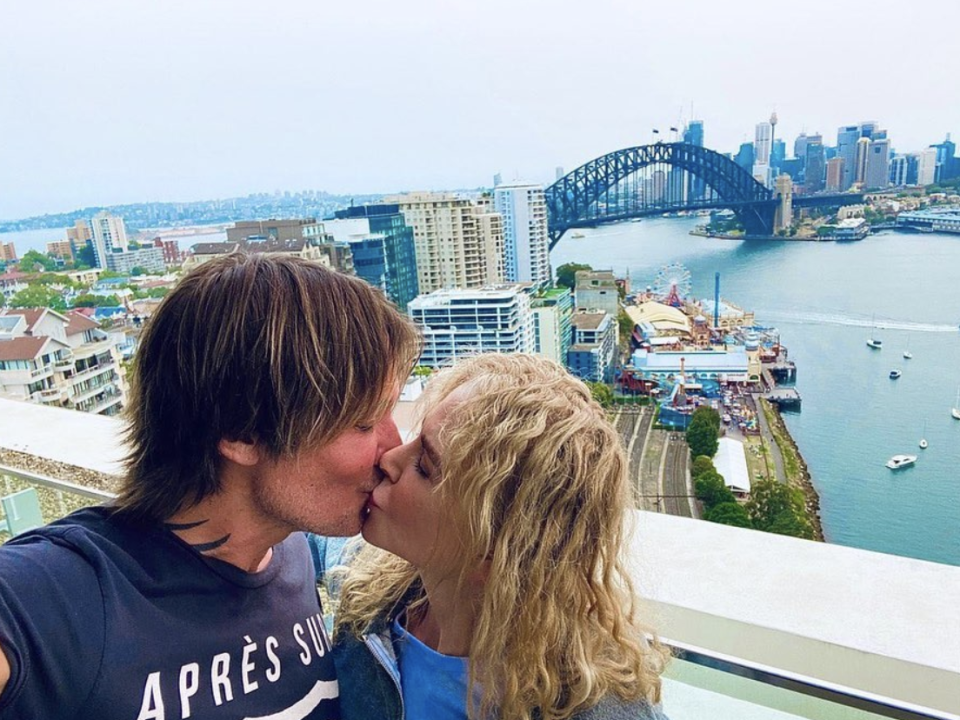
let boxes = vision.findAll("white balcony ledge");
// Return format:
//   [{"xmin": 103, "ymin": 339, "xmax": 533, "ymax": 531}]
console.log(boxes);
[{"xmin": 0, "ymin": 396, "xmax": 957, "ymax": 717}]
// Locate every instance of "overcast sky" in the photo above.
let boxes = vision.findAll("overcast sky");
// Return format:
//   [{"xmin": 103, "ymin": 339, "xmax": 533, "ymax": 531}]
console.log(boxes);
[{"xmin": 1, "ymin": 0, "xmax": 956, "ymax": 218}]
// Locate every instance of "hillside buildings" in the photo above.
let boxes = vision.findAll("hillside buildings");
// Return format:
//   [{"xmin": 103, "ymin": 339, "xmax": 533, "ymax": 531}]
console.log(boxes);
[{"xmin": 0, "ymin": 308, "xmax": 126, "ymax": 416}]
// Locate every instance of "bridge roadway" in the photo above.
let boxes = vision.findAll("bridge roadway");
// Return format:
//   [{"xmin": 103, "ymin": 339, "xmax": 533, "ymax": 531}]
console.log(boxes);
[{"xmin": 612, "ymin": 408, "xmax": 695, "ymax": 519}]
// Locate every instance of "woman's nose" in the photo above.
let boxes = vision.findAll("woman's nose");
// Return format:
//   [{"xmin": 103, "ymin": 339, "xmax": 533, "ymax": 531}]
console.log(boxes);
[
  {"xmin": 378, "ymin": 444, "xmax": 405, "ymax": 484},
  {"xmin": 376, "ymin": 414, "xmax": 402, "ymax": 457}
]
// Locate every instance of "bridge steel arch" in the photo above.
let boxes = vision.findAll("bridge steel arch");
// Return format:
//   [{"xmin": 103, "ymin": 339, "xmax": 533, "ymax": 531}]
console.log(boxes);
[{"xmin": 545, "ymin": 142, "xmax": 779, "ymax": 248}]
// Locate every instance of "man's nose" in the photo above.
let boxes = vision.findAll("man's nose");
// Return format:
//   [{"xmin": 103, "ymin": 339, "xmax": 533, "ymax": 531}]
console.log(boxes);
[{"xmin": 377, "ymin": 414, "xmax": 402, "ymax": 456}]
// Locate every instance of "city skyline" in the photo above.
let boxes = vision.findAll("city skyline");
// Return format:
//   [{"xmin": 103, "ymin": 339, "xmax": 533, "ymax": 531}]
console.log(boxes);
[{"xmin": 2, "ymin": 0, "xmax": 958, "ymax": 219}]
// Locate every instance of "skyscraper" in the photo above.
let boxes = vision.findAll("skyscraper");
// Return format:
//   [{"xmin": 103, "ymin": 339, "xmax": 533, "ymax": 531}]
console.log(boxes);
[
  {"xmin": 889, "ymin": 156, "xmax": 908, "ymax": 187},
  {"xmin": 865, "ymin": 138, "xmax": 891, "ymax": 190},
  {"xmin": 836, "ymin": 125, "xmax": 860, "ymax": 191},
  {"xmin": 754, "ymin": 121, "xmax": 773, "ymax": 165},
  {"xmin": 930, "ymin": 135, "xmax": 958, "ymax": 181},
  {"xmin": 854, "ymin": 137, "xmax": 872, "ymax": 186},
  {"xmin": 735, "ymin": 143, "xmax": 755, "ymax": 173},
  {"xmin": 826, "ymin": 157, "xmax": 846, "ymax": 192},
  {"xmin": 494, "ymin": 182, "xmax": 550, "ymax": 287},
  {"xmin": 916, "ymin": 148, "xmax": 938, "ymax": 186},
  {"xmin": 804, "ymin": 135, "xmax": 825, "ymax": 193},
  {"xmin": 684, "ymin": 120, "xmax": 706, "ymax": 202},
  {"xmin": 332, "ymin": 204, "xmax": 421, "ymax": 311}
]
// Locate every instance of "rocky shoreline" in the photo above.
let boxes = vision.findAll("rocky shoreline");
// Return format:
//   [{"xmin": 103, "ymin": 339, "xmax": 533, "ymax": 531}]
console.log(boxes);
[{"xmin": 763, "ymin": 402, "xmax": 825, "ymax": 542}]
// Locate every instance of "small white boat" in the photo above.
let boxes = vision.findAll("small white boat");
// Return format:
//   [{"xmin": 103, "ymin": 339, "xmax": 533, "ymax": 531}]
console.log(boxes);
[
  {"xmin": 886, "ymin": 454, "xmax": 917, "ymax": 470},
  {"xmin": 919, "ymin": 438, "xmax": 928, "ymax": 449},
  {"xmin": 867, "ymin": 338, "xmax": 882, "ymax": 349},
  {"xmin": 889, "ymin": 369, "xmax": 902, "ymax": 379},
  {"xmin": 571, "ymin": 232, "xmax": 586, "ymax": 239},
  {"xmin": 903, "ymin": 350, "xmax": 912, "ymax": 359},
  {"xmin": 953, "ymin": 388, "xmax": 960, "ymax": 420}
]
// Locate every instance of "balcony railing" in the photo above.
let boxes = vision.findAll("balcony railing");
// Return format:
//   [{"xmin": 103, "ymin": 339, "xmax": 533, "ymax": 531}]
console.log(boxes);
[{"xmin": 29, "ymin": 364, "xmax": 52, "ymax": 379}]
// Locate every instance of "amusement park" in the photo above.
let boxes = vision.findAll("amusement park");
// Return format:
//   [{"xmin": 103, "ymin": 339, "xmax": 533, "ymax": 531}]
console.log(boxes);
[{"xmin": 615, "ymin": 262, "xmax": 799, "ymax": 432}]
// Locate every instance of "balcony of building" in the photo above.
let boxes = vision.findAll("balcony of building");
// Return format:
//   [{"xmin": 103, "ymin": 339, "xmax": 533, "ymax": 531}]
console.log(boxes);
[{"xmin": 0, "ymin": 396, "xmax": 956, "ymax": 720}]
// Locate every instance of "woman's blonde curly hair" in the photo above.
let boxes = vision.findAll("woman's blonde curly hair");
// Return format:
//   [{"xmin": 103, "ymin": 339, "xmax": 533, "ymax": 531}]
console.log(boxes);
[{"xmin": 335, "ymin": 353, "xmax": 668, "ymax": 720}]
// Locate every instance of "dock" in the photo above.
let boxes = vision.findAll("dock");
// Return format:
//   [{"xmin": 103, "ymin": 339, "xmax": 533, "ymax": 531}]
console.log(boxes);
[{"xmin": 766, "ymin": 386, "xmax": 802, "ymax": 411}]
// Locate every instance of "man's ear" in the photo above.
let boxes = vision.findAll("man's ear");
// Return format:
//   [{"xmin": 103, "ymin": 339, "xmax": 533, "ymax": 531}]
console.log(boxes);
[{"xmin": 218, "ymin": 438, "xmax": 261, "ymax": 467}]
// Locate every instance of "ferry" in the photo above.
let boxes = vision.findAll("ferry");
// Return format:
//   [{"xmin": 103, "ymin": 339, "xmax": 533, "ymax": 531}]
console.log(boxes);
[
  {"xmin": 885, "ymin": 455, "xmax": 917, "ymax": 470},
  {"xmin": 867, "ymin": 338, "xmax": 882, "ymax": 349},
  {"xmin": 889, "ymin": 369, "xmax": 902, "ymax": 379}
]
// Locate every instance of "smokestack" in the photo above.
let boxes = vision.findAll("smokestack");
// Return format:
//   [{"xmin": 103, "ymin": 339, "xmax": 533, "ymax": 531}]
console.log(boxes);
[{"xmin": 714, "ymin": 272, "xmax": 720, "ymax": 329}]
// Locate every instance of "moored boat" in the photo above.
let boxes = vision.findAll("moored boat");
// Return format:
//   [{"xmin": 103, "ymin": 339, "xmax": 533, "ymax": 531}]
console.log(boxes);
[
  {"xmin": 886, "ymin": 454, "xmax": 917, "ymax": 470},
  {"xmin": 867, "ymin": 338, "xmax": 882, "ymax": 349},
  {"xmin": 889, "ymin": 369, "xmax": 902, "ymax": 379}
]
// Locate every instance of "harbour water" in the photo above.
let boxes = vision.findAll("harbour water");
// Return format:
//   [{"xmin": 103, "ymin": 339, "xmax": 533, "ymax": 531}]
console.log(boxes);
[
  {"xmin": 3, "ymin": 220, "xmax": 958, "ymax": 566},
  {"xmin": 552, "ymin": 217, "xmax": 960, "ymax": 567}
]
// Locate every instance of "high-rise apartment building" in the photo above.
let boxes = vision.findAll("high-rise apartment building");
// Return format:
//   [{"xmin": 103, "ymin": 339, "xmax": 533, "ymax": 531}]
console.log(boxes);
[
  {"xmin": 408, "ymin": 285, "xmax": 535, "ymax": 368},
  {"xmin": 865, "ymin": 138, "xmax": 891, "ymax": 190},
  {"xmin": 804, "ymin": 135, "xmax": 825, "ymax": 193},
  {"xmin": 0, "ymin": 243, "xmax": 16, "ymax": 263},
  {"xmin": 66, "ymin": 220, "xmax": 92, "ymax": 246},
  {"xmin": 826, "ymin": 157, "xmax": 846, "ymax": 192},
  {"xmin": 493, "ymin": 183, "xmax": 550, "ymax": 287},
  {"xmin": 836, "ymin": 125, "xmax": 860, "ymax": 191},
  {"xmin": 46, "ymin": 241, "xmax": 75, "ymax": 261},
  {"xmin": 575, "ymin": 270, "xmax": 620, "ymax": 317},
  {"xmin": 531, "ymin": 288, "xmax": 574, "ymax": 365},
  {"xmin": 333, "ymin": 204, "xmax": 420, "ymax": 311},
  {"xmin": 916, "ymin": 148, "xmax": 938, "ymax": 186},
  {"xmin": 389, "ymin": 193, "xmax": 504, "ymax": 294},
  {"xmin": 89, "ymin": 212, "xmax": 129, "ymax": 269},
  {"xmin": 567, "ymin": 312, "xmax": 618, "ymax": 383}
]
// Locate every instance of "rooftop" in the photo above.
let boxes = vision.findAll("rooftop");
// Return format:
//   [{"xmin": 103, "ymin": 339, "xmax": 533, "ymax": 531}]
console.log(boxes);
[{"xmin": 571, "ymin": 312, "xmax": 608, "ymax": 330}]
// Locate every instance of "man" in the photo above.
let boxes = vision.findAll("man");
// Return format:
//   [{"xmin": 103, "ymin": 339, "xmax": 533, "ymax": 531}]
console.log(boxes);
[{"xmin": 0, "ymin": 253, "xmax": 420, "ymax": 719}]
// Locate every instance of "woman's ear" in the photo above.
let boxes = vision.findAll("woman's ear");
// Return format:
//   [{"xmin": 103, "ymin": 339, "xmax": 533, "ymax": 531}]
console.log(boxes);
[{"xmin": 218, "ymin": 438, "xmax": 261, "ymax": 467}]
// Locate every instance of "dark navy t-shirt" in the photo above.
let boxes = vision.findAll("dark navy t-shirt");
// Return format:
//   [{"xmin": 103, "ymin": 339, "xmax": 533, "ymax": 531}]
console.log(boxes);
[{"xmin": 0, "ymin": 507, "xmax": 339, "ymax": 720}]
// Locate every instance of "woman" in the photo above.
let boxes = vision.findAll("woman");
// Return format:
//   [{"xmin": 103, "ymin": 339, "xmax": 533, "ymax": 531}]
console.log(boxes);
[{"xmin": 313, "ymin": 354, "xmax": 669, "ymax": 720}]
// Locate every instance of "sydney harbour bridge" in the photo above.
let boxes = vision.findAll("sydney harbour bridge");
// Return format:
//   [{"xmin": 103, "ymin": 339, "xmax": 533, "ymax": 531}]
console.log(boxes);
[{"xmin": 544, "ymin": 142, "xmax": 862, "ymax": 248}]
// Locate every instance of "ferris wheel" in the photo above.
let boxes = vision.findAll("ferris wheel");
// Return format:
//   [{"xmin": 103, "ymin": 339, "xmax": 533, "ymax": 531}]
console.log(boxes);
[{"xmin": 652, "ymin": 263, "xmax": 692, "ymax": 306}]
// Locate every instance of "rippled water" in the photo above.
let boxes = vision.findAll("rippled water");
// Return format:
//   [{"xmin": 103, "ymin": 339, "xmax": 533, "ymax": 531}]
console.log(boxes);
[{"xmin": 552, "ymin": 217, "xmax": 960, "ymax": 567}]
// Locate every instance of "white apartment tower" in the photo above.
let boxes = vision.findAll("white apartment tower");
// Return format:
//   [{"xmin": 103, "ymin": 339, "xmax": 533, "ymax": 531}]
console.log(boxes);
[
  {"xmin": 389, "ymin": 193, "xmax": 504, "ymax": 294},
  {"xmin": 408, "ymin": 285, "xmax": 535, "ymax": 368},
  {"xmin": 493, "ymin": 182, "xmax": 550, "ymax": 287},
  {"xmin": 90, "ymin": 212, "xmax": 129, "ymax": 269}
]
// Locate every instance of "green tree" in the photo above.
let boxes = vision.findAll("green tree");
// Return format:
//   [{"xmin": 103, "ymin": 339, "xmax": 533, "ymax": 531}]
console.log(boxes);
[
  {"xmin": 586, "ymin": 381, "xmax": 614, "ymax": 408},
  {"xmin": 705, "ymin": 502, "xmax": 753, "ymax": 528},
  {"xmin": 555, "ymin": 262, "xmax": 592, "ymax": 290},
  {"xmin": 72, "ymin": 293, "xmax": 121, "ymax": 308},
  {"xmin": 413, "ymin": 365, "xmax": 433, "ymax": 378},
  {"xmin": 10, "ymin": 285, "xmax": 66, "ymax": 311},
  {"xmin": 618, "ymin": 309, "xmax": 634, "ymax": 347},
  {"xmin": 75, "ymin": 244, "xmax": 96, "ymax": 268},
  {"xmin": 746, "ymin": 479, "xmax": 813, "ymax": 539},
  {"xmin": 686, "ymin": 407, "xmax": 720, "ymax": 458},
  {"xmin": 694, "ymin": 470, "xmax": 735, "ymax": 509},
  {"xmin": 18, "ymin": 250, "xmax": 58, "ymax": 273},
  {"xmin": 691, "ymin": 455, "xmax": 715, "ymax": 480}
]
